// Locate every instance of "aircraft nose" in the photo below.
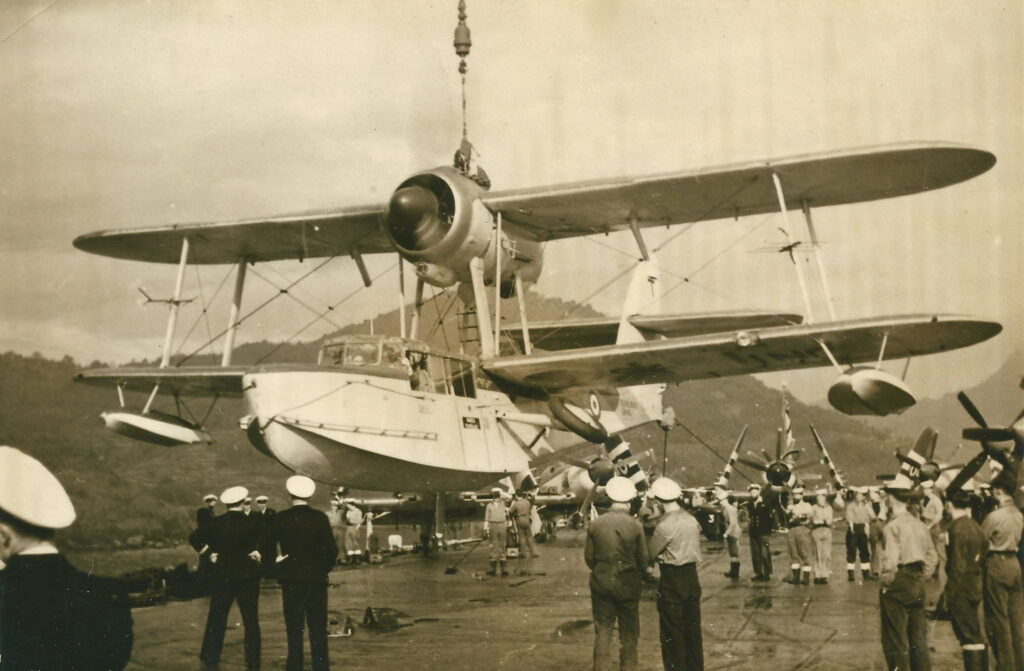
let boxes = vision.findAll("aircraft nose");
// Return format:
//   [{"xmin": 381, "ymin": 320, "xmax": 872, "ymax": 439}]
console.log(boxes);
[{"xmin": 386, "ymin": 185, "xmax": 443, "ymax": 250}]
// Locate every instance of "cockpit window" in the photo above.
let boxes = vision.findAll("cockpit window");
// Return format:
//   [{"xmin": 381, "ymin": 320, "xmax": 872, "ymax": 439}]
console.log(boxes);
[
  {"xmin": 343, "ymin": 342, "xmax": 379, "ymax": 366},
  {"xmin": 382, "ymin": 343, "xmax": 404, "ymax": 367}
]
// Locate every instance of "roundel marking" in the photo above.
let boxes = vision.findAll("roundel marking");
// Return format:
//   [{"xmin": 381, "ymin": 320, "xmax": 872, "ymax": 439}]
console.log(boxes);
[{"xmin": 589, "ymin": 393, "xmax": 601, "ymax": 418}]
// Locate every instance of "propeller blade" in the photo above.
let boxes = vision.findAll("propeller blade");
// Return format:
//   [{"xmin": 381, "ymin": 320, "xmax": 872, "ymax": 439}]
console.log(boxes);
[
  {"xmin": 776, "ymin": 429, "xmax": 784, "ymax": 460},
  {"xmin": 737, "ymin": 458, "xmax": 768, "ymax": 472},
  {"xmin": 958, "ymin": 391, "xmax": 989, "ymax": 427},
  {"xmin": 963, "ymin": 427, "xmax": 1015, "ymax": 442},
  {"xmin": 944, "ymin": 451, "xmax": 988, "ymax": 495},
  {"xmin": 781, "ymin": 449, "xmax": 801, "ymax": 463},
  {"xmin": 761, "ymin": 449, "xmax": 774, "ymax": 464}
]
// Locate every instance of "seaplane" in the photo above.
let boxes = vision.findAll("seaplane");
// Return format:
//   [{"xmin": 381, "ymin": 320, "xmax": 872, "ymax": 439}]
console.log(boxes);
[{"xmin": 70, "ymin": 3, "xmax": 1001, "ymax": 528}]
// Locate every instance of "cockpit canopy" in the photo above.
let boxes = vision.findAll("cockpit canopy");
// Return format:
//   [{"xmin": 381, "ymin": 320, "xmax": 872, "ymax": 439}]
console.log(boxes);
[{"xmin": 317, "ymin": 335, "xmax": 477, "ymax": 398}]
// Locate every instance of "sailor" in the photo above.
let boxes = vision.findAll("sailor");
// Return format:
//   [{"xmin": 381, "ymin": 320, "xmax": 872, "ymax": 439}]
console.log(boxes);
[
  {"xmin": 253, "ymin": 495, "xmax": 277, "ymax": 577},
  {"xmin": 191, "ymin": 494, "xmax": 218, "ymax": 580},
  {"xmin": 327, "ymin": 499, "xmax": 345, "ymax": 564},
  {"xmin": 198, "ymin": 485, "xmax": 263, "ymax": 671},
  {"xmin": 869, "ymin": 490, "xmax": 888, "ymax": 580},
  {"xmin": 746, "ymin": 483, "xmax": 773, "ymax": 582},
  {"xmin": 945, "ymin": 486, "xmax": 989, "ymax": 671},
  {"xmin": 510, "ymin": 489, "xmax": 538, "ymax": 575},
  {"xmin": 879, "ymin": 473, "xmax": 937, "ymax": 671},
  {"xmin": 920, "ymin": 480, "xmax": 947, "ymax": 615},
  {"xmin": 244, "ymin": 496, "xmax": 253, "ymax": 516},
  {"xmin": 343, "ymin": 499, "xmax": 364, "ymax": 564},
  {"xmin": 585, "ymin": 476, "xmax": 648, "ymax": 671},
  {"xmin": 484, "ymin": 487, "xmax": 509, "ymax": 577},
  {"xmin": 785, "ymin": 486, "xmax": 815, "ymax": 585},
  {"xmin": 270, "ymin": 475, "xmax": 339, "ymax": 671},
  {"xmin": 198, "ymin": 493, "xmax": 217, "ymax": 529},
  {"xmin": 809, "ymin": 491, "xmax": 834, "ymax": 584},
  {"xmin": 718, "ymin": 490, "xmax": 741, "ymax": 581},
  {"xmin": 649, "ymin": 477, "xmax": 703, "ymax": 671},
  {"xmin": 844, "ymin": 489, "xmax": 874, "ymax": 583},
  {"xmin": 0, "ymin": 446, "xmax": 133, "ymax": 671},
  {"xmin": 982, "ymin": 467, "xmax": 1024, "ymax": 671}
]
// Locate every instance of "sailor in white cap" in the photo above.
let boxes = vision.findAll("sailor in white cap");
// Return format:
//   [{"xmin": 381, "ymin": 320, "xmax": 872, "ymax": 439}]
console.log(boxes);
[
  {"xmin": 784, "ymin": 485, "xmax": 815, "ymax": 585},
  {"xmin": 808, "ymin": 490, "xmax": 835, "ymax": 584},
  {"xmin": 944, "ymin": 486, "xmax": 988, "ymax": 671},
  {"xmin": 484, "ymin": 487, "xmax": 510, "ymax": 576},
  {"xmin": 268, "ymin": 474, "xmax": 338, "ymax": 671},
  {"xmin": 878, "ymin": 473, "xmax": 937, "ymax": 671},
  {"xmin": 584, "ymin": 476, "xmax": 647, "ymax": 671},
  {"xmin": 717, "ymin": 489, "xmax": 742, "ymax": 581},
  {"xmin": 190, "ymin": 494, "xmax": 219, "ymax": 580},
  {"xmin": 649, "ymin": 476, "xmax": 704, "ymax": 671},
  {"xmin": 745, "ymin": 482, "xmax": 774, "ymax": 582},
  {"xmin": 0, "ymin": 446, "xmax": 133, "ymax": 671},
  {"xmin": 198, "ymin": 485, "xmax": 264, "ymax": 670}
]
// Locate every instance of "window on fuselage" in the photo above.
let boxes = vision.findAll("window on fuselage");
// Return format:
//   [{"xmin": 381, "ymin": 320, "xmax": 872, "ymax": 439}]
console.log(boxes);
[{"xmin": 343, "ymin": 342, "xmax": 380, "ymax": 366}]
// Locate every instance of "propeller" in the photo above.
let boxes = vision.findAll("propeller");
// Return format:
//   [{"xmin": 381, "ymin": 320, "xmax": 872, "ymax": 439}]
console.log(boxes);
[{"xmin": 951, "ymin": 389, "xmax": 1024, "ymax": 500}]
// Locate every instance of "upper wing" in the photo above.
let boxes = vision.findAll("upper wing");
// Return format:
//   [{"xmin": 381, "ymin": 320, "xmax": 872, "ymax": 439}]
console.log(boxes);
[
  {"xmin": 75, "ymin": 366, "xmax": 248, "ymax": 396},
  {"xmin": 483, "ymin": 315, "xmax": 1001, "ymax": 392},
  {"xmin": 506, "ymin": 311, "xmax": 802, "ymax": 351},
  {"xmin": 483, "ymin": 143, "xmax": 995, "ymax": 240},
  {"xmin": 72, "ymin": 143, "xmax": 993, "ymax": 264},
  {"xmin": 73, "ymin": 205, "xmax": 391, "ymax": 264}
]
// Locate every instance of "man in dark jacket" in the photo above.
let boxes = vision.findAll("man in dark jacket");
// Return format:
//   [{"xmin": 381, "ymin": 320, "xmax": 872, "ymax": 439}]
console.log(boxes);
[
  {"xmin": 945, "ymin": 488, "xmax": 989, "ymax": 671},
  {"xmin": 270, "ymin": 475, "xmax": 339, "ymax": 671},
  {"xmin": 199, "ymin": 485, "xmax": 263, "ymax": 670},
  {"xmin": 0, "ymin": 445, "xmax": 133, "ymax": 671},
  {"xmin": 746, "ymin": 484, "xmax": 774, "ymax": 581},
  {"xmin": 585, "ymin": 476, "xmax": 648, "ymax": 671}
]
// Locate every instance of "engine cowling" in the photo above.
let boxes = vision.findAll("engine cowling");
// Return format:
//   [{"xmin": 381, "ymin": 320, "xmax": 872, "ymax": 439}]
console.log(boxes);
[
  {"xmin": 828, "ymin": 367, "xmax": 916, "ymax": 416},
  {"xmin": 383, "ymin": 166, "xmax": 543, "ymax": 288}
]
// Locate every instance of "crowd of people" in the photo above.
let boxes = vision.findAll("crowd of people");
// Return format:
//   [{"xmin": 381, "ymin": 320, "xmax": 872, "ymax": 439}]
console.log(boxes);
[{"xmin": 2, "ymin": 438, "xmax": 1023, "ymax": 671}]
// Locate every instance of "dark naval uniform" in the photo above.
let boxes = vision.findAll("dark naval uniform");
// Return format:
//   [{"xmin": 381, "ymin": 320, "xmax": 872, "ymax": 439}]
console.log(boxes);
[
  {"xmin": 982, "ymin": 499, "xmax": 1024, "ymax": 671},
  {"xmin": 1, "ymin": 552, "xmax": 133, "ymax": 671},
  {"xmin": 585, "ymin": 508, "xmax": 648, "ymax": 671},
  {"xmin": 272, "ymin": 503, "xmax": 339, "ymax": 671},
  {"xmin": 945, "ymin": 513, "xmax": 988, "ymax": 669},
  {"xmin": 747, "ymin": 495, "xmax": 774, "ymax": 580},
  {"xmin": 880, "ymin": 508, "xmax": 937, "ymax": 671},
  {"xmin": 199, "ymin": 510, "xmax": 264, "ymax": 669},
  {"xmin": 649, "ymin": 507, "xmax": 704, "ymax": 671}
]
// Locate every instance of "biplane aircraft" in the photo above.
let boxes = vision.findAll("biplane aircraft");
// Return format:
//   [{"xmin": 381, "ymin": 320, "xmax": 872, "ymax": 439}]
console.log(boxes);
[{"xmin": 73, "ymin": 142, "xmax": 1002, "ymax": 527}]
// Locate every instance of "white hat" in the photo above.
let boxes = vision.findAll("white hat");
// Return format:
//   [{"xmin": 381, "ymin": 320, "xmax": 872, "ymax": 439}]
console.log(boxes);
[
  {"xmin": 286, "ymin": 475, "xmax": 316, "ymax": 499},
  {"xmin": 792, "ymin": 486, "xmax": 805, "ymax": 495},
  {"xmin": 255, "ymin": 495, "xmax": 268, "ymax": 503},
  {"xmin": 203, "ymin": 494, "xmax": 217, "ymax": 503},
  {"xmin": 221, "ymin": 486, "xmax": 248, "ymax": 506},
  {"xmin": 650, "ymin": 477, "xmax": 682, "ymax": 502},
  {"xmin": 714, "ymin": 489, "xmax": 730, "ymax": 502},
  {"xmin": 747, "ymin": 483, "xmax": 762, "ymax": 491},
  {"xmin": 605, "ymin": 476, "xmax": 637, "ymax": 503},
  {"xmin": 491, "ymin": 487, "xmax": 502, "ymax": 494},
  {"xmin": 0, "ymin": 446, "xmax": 76, "ymax": 529},
  {"xmin": 883, "ymin": 473, "xmax": 915, "ymax": 492}
]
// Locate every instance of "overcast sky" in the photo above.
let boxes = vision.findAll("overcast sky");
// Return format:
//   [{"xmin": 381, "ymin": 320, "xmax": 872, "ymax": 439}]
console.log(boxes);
[{"xmin": 1, "ymin": 0, "xmax": 1020, "ymax": 404}]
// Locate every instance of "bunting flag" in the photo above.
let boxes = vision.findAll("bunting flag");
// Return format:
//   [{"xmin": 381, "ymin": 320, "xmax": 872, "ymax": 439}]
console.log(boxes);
[{"xmin": 782, "ymin": 386, "xmax": 796, "ymax": 453}]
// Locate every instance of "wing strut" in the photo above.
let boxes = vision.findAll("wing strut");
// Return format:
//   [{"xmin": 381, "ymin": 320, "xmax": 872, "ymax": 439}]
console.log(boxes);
[
  {"xmin": 221, "ymin": 259, "xmax": 247, "ymax": 366},
  {"xmin": 771, "ymin": 172, "xmax": 815, "ymax": 324},
  {"xmin": 514, "ymin": 274, "xmax": 533, "ymax": 354},
  {"xmin": 144, "ymin": 235, "xmax": 191, "ymax": 413},
  {"xmin": 802, "ymin": 201, "xmax": 837, "ymax": 321}
]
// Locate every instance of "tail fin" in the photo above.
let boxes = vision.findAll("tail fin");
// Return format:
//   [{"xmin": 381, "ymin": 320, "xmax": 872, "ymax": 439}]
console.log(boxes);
[{"xmin": 616, "ymin": 255, "xmax": 661, "ymax": 345}]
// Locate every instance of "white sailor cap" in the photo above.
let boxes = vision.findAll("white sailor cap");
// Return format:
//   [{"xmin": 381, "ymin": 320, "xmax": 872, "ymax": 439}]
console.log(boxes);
[
  {"xmin": 747, "ymin": 483, "xmax": 762, "ymax": 492},
  {"xmin": 287, "ymin": 475, "xmax": 316, "ymax": 499},
  {"xmin": 244, "ymin": 496, "xmax": 253, "ymax": 504},
  {"xmin": 203, "ymin": 494, "xmax": 217, "ymax": 503},
  {"xmin": 255, "ymin": 495, "xmax": 268, "ymax": 503},
  {"xmin": 649, "ymin": 477, "xmax": 682, "ymax": 502},
  {"xmin": 491, "ymin": 487, "xmax": 502, "ymax": 494},
  {"xmin": 883, "ymin": 473, "xmax": 916, "ymax": 493},
  {"xmin": 605, "ymin": 476, "xmax": 637, "ymax": 503},
  {"xmin": 791, "ymin": 486, "xmax": 805, "ymax": 495},
  {"xmin": 714, "ymin": 489, "xmax": 730, "ymax": 502},
  {"xmin": 0, "ymin": 446, "xmax": 76, "ymax": 530},
  {"xmin": 221, "ymin": 486, "xmax": 248, "ymax": 506}
]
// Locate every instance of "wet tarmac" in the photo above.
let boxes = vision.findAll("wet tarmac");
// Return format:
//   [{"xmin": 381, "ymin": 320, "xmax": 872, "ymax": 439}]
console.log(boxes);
[{"xmin": 125, "ymin": 531, "xmax": 964, "ymax": 670}]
